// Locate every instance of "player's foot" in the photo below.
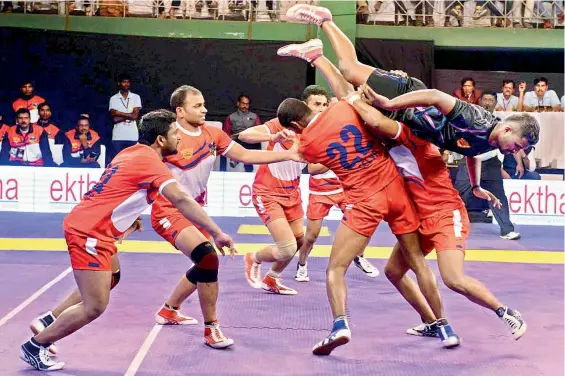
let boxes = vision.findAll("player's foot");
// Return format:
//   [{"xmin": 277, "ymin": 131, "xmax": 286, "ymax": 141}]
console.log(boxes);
[
  {"xmin": 406, "ymin": 322, "xmax": 439, "ymax": 338},
  {"xmin": 204, "ymin": 322, "xmax": 234, "ymax": 349},
  {"xmin": 277, "ymin": 39, "xmax": 323, "ymax": 64},
  {"xmin": 244, "ymin": 253, "xmax": 261, "ymax": 288},
  {"xmin": 20, "ymin": 338, "xmax": 65, "ymax": 371},
  {"xmin": 353, "ymin": 256, "xmax": 380, "ymax": 278},
  {"xmin": 312, "ymin": 316, "xmax": 351, "ymax": 356},
  {"xmin": 286, "ymin": 4, "xmax": 332, "ymax": 26},
  {"xmin": 497, "ymin": 306, "xmax": 527, "ymax": 340},
  {"xmin": 500, "ymin": 231, "xmax": 521, "ymax": 240},
  {"xmin": 436, "ymin": 319, "xmax": 461, "ymax": 348},
  {"xmin": 295, "ymin": 262, "xmax": 310, "ymax": 282},
  {"xmin": 261, "ymin": 274, "xmax": 297, "ymax": 295},
  {"xmin": 30, "ymin": 312, "xmax": 58, "ymax": 355},
  {"xmin": 155, "ymin": 304, "xmax": 198, "ymax": 325}
]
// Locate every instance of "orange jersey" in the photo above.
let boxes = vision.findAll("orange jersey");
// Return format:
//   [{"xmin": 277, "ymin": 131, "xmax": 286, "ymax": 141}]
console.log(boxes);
[
  {"xmin": 0, "ymin": 124, "xmax": 9, "ymax": 140},
  {"xmin": 252, "ymin": 118, "xmax": 306, "ymax": 197},
  {"xmin": 299, "ymin": 100, "xmax": 398, "ymax": 203},
  {"xmin": 152, "ymin": 123, "xmax": 234, "ymax": 218},
  {"xmin": 63, "ymin": 143, "xmax": 175, "ymax": 243},
  {"xmin": 389, "ymin": 122, "xmax": 464, "ymax": 219},
  {"xmin": 308, "ymin": 170, "xmax": 343, "ymax": 196},
  {"xmin": 12, "ymin": 95, "xmax": 46, "ymax": 112}
]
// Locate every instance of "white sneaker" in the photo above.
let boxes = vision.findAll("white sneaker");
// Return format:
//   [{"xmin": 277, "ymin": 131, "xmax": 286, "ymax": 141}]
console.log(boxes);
[
  {"xmin": 353, "ymin": 256, "xmax": 380, "ymax": 278},
  {"xmin": 295, "ymin": 263, "xmax": 310, "ymax": 282},
  {"xmin": 500, "ymin": 307, "xmax": 527, "ymax": 340},
  {"xmin": 244, "ymin": 253, "xmax": 262, "ymax": 288},
  {"xmin": 277, "ymin": 39, "xmax": 323, "ymax": 64},
  {"xmin": 286, "ymin": 4, "xmax": 332, "ymax": 26},
  {"xmin": 30, "ymin": 314, "xmax": 58, "ymax": 355},
  {"xmin": 500, "ymin": 231, "xmax": 521, "ymax": 240}
]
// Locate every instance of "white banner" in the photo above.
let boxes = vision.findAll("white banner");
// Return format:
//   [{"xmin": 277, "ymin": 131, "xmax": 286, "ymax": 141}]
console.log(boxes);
[
  {"xmin": 0, "ymin": 166, "xmax": 34, "ymax": 212},
  {"xmin": 503, "ymin": 179, "xmax": 565, "ymax": 226}
]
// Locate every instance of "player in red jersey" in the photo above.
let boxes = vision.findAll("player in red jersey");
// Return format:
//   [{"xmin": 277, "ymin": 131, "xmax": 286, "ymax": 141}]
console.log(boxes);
[{"xmin": 20, "ymin": 110, "xmax": 236, "ymax": 372}]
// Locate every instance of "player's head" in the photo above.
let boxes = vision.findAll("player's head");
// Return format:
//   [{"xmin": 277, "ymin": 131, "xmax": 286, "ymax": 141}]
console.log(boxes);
[
  {"xmin": 277, "ymin": 98, "xmax": 313, "ymax": 134},
  {"xmin": 170, "ymin": 85, "xmax": 207, "ymax": 127},
  {"xmin": 301, "ymin": 85, "xmax": 329, "ymax": 114},
  {"xmin": 494, "ymin": 113, "xmax": 539, "ymax": 154},
  {"xmin": 533, "ymin": 77, "xmax": 549, "ymax": 98},
  {"xmin": 138, "ymin": 109, "xmax": 179, "ymax": 156},
  {"xmin": 479, "ymin": 91, "xmax": 497, "ymax": 113}
]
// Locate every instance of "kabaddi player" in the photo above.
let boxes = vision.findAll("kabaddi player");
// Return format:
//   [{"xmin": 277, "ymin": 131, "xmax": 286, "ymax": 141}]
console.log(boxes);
[{"xmin": 20, "ymin": 110, "xmax": 236, "ymax": 371}]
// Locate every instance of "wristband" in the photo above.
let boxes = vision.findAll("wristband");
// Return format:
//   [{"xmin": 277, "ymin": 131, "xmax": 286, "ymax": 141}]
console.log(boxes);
[
  {"xmin": 471, "ymin": 185, "xmax": 480, "ymax": 190},
  {"xmin": 347, "ymin": 94, "xmax": 361, "ymax": 106}
]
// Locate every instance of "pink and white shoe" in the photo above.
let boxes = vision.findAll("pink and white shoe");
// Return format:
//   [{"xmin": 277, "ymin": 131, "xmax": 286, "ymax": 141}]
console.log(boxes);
[
  {"xmin": 277, "ymin": 39, "xmax": 323, "ymax": 64},
  {"xmin": 286, "ymin": 4, "xmax": 332, "ymax": 26}
]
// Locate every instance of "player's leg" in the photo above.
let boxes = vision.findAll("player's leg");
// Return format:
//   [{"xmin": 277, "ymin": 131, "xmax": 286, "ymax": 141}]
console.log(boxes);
[{"xmin": 296, "ymin": 218, "xmax": 323, "ymax": 282}]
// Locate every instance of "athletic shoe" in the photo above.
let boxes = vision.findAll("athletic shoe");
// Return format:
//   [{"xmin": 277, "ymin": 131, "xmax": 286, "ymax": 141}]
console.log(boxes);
[
  {"xmin": 312, "ymin": 317, "xmax": 351, "ymax": 356},
  {"xmin": 500, "ymin": 231, "xmax": 521, "ymax": 240},
  {"xmin": 20, "ymin": 338, "xmax": 65, "ymax": 371},
  {"xmin": 244, "ymin": 253, "xmax": 262, "ymax": 288},
  {"xmin": 286, "ymin": 4, "xmax": 332, "ymax": 26},
  {"xmin": 498, "ymin": 306, "xmax": 527, "ymax": 340},
  {"xmin": 261, "ymin": 274, "xmax": 297, "ymax": 295},
  {"xmin": 354, "ymin": 256, "xmax": 380, "ymax": 278},
  {"xmin": 295, "ymin": 263, "xmax": 310, "ymax": 282},
  {"xmin": 29, "ymin": 312, "xmax": 58, "ymax": 355},
  {"xmin": 155, "ymin": 305, "xmax": 198, "ymax": 325},
  {"xmin": 277, "ymin": 39, "xmax": 323, "ymax": 64},
  {"xmin": 436, "ymin": 320, "xmax": 461, "ymax": 348},
  {"xmin": 406, "ymin": 322, "xmax": 439, "ymax": 338},
  {"xmin": 204, "ymin": 322, "xmax": 234, "ymax": 349}
]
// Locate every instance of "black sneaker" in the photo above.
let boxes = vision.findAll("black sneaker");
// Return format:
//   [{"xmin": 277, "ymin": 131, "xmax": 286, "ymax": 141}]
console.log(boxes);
[
  {"xmin": 406, "ymin": 322, "xmax": 439, "ymax": 338},
  {"xmin": 20, "ymin": 338, "xmax": 65, "ymax": 371},
  {"xmin": 30, "ymin": 312, "xmax": 58, "ymax": 355}
]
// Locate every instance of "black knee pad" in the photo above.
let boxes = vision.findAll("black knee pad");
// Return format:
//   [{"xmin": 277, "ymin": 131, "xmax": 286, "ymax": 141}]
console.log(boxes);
[
  {"xmin": 189, "ymin": 242, "xmax": 219, "ymax": 283},
  {"xmin": 186, "ymin": 266, "xmax": 199, "ymax": 285},
  {"xmin": 110, "ymin": 269, "xmax": 121, "ymax": 289}
]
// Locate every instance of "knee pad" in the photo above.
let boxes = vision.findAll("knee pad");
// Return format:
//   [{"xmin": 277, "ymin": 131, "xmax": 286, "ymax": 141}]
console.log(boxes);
[
  {"xmin": 273, "ymin": 239, "xmax": 297, "ymax": 261},
  {"xmin": 186, "ymin": 265, "xmax": 199, "ymax": 285},
  {"xmin": 187, "ymin": 242, "xmax": 219, "ymax": 283},
  {"xmin": 110, "ymin": 269, "xmax": 121, "ymax": 289}
]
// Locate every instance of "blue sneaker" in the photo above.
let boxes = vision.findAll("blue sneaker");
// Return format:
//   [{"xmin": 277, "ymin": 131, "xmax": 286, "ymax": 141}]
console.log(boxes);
[
  {"xmin": 437, "ymin": 320, "xmax": 461, "ymax": 348},
  {"xmin": 312, "ymin": 317, "xmax": 351, "ymax": 356},
  {"xmin": 407, "ymin": 322, "xmax": 439, "ymax": 338}
]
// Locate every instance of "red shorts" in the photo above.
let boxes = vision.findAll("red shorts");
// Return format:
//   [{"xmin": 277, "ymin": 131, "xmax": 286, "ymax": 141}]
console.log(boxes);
[
  {"xmin": 306, "ymin": 192, "xmax": 346, "ymax": 220},
  {"xmin": 65, "ymin": 232, "xmax": 117, "ymax": 271},
  {"xmin": 341, "ymin": 176, "xmax": 419, "ymax": 237},
  {"xmin": 151, "ymin": 209, "xmax": 210, "ymax": 248},
  {"xmin": 252, "ymin": 191, "xmax": 303, "ymax": 225},
  {"xmin": 419, "ymin": 207, "xmax": 470, "ymax": 254}
]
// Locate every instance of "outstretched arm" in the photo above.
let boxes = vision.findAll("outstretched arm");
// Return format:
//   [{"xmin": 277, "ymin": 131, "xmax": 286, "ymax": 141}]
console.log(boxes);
[{"xmin": 363, "ymin": 85, "xmax": 457, "ymax": 115}]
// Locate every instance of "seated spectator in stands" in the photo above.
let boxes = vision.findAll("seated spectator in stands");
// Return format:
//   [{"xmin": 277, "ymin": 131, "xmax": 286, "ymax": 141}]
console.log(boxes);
[
  {"xmin": 35, "ymin": 102, "xmax": 61, "ymax": 144},
  {"xmin": 98, "ymin": 0, "xmax": 125, "ymax": 16},
  {"xmin": 68, "ymin": 1, "xmax": 96, "ymax": 16},
  {"xmin": 452, "ymin": 77, "xmax": 482, "ymax": 105},
  {"xmin": 61, "ymin": 115, "xmax": 101, "ymax": 168},
  {"xmin": 495, "ymin": 79, "xmax": 519, "ymax": 112},
  {"xmin": 502, "ymin": 146, "xmax": 540, "ymax": 180},
  {"xmin": 127, "ymin": 0, "xmax": 155, "ymax": 17},
  {"xmin": 0, "ymin": 116, "xmax": 9, "ymax": 140},
  {"xmin": 0, "ymin": 108, "xmax": 54, "ymax": 167},
  {"xmin": 109, "ymin": 73, "xmax": 141, "ymax": 158},
  {"xmin": 223, "ymin": 94, "xmax": 261, "ymax": 172},
  {"xmin": 196, "ymin": 0, "xmax": 219, "ymax": 18},
  {"xmin": 12, "ymin": 80, "xmax": 46, "ymax": 123},
  {"xmin": 519, "ymin": 77, "xmax": 561, "ymax": 112},
  {"xmin": 473, "ymin": 0, "xmax": 512, "ymax": 27}
]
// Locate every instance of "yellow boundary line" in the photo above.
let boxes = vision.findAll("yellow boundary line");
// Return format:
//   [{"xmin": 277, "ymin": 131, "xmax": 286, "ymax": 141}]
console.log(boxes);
[{"xmin": 0, "ymin": 238, "xmax": 563, "ymax": 265}]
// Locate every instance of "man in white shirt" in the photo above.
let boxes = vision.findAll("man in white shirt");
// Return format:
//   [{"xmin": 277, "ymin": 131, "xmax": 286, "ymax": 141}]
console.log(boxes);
[
  {"xmin": 519, "ymin": 77, "xmax": 561, "ymax": 112},
  {"xmin": 495, "ymin": 79, "xmax": 519, "ymax": 112},
  {"xmin": 109, "ymin": 73, "xmax": 142, "ymax": 159}
]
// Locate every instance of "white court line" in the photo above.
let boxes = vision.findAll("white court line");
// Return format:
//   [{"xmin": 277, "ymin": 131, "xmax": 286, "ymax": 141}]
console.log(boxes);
[
  {"xmin": 0, "ymin": 267, "xmax": 72, "ymax": 328},
  {"xmin": 124, "ymin": 324, "xmax": 163, "ymax": 376}
]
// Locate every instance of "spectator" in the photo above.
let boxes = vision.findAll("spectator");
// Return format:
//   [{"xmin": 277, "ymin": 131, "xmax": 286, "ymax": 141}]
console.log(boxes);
[
  {"xmin": 495, "ymin": 80, "xmax": 519, "ymax": 112},
  {"xmin": 68, "ymin": 1, "xmax": 96, "ymax": 16},
  {"xmin": 444, "ymin": 0, "xmax": 464, "ymax": 27},
  {"xmin": 502, "ymin": 146, "xmax": 541, "ymax": 180},
  {"xmin": 519, "ymin": 77, "xmax": 561, "ymax": 112},
  {"xmin": 223, "ymin": 94, "xmax": 261, "ymax": 172},
  {"xmin": 0, "ymin": 108, "xmax": 54, "ymax": 167},
  {"xmin": 452, "ymin": 77, "xmax": 482, "ymax": 105},
  {"xmin": 12, "ymin": 80, "xmax": 46, "ymax": 123},
  {"xmin": 109, "ymin": 73, "xmax": 142, "ymax": 158},
  {"xmin": 61, "ymin": 115, "xmax": 101, "ymax": 168},
  {"xmin": 0, "ymin": 116, "xmax": 9, "ymax": 140},
  {"xmin": 98, "ymin": 0, "xmax": 125, "ymax": 16},
  {"xmin": 473, "ymin": 0, "xmax": 512, "ymax": 27},
  {"xmin": 35, "ymin": 102, "xmax": 61, "ymax": 144}
]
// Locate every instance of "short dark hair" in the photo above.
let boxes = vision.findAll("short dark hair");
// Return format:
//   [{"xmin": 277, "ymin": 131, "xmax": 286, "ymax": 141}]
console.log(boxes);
[
  {"xmin": 170, "ymin": 85, "xmax": 201, "ymax": 109},
  {"xmin": 138, "ymin": 109, "xmax": 176, "ymax": 146},
  {"xmin": 15, "ymin": 108, "xmax": 31, "ymax": 117},
  {"xmin": 480, "ymin": 91, "xmax": 497, "ymax": 99},
  {"xmin": 117, "ymin": 73, "xmax": 131, "ymax": 82},
  {"xmin": 78, "ymin": 115, "xmax": 90, "ymax": 123},
  {"xmin": 300, "ymin": 85, "xmax": 330, "ymax": 102},
  {"xmin": 502, "ymin": 79, "xmax": 515, "ymax": 88},
  {"xmin": 237, "ymin": 95, "xmax": 250, "ymax": 103},
  {"xmin": 533, "ymin": 77, "xmax": 548, "ymax": 86},
  {"xmin": 505, "ymin": 113, "xmax": 540, "ymax": 146},
  {"xmin": 38, "ymin": 102, "xmax": 51, "ymax": 111},
  {"xmin": 277, "ymin": 98, "xmax": 311, "ymax": 128},
  {"xmin": 461, "ymin": 77, "xmax": 475, "ymax": 86},
  {"xmin": 20, "ymin": 79, "xmax": 33, "ymax": 87}
]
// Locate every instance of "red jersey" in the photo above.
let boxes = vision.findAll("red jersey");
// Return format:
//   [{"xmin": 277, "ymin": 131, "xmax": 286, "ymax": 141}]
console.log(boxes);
[
  {"xmin": 252, "ymin": 118, "xmax": 306, "ymax": 197},
  {"xmin": 388, "ymin": 122, "xmax": 464, "ymax": 219},
  {"xmin": 63, "ymin": 144, "xmax": 175, "ymax": 242},
  {"xmin": 0, "ymin": 124, "xmax": 9, "ymax": 140},
  {"xmin": 308, "ymin": 170, "xmax": 343, "ymax": 196},
  {"xmin": 299, "ymin": 100, "xmax": 399, "ymax": 203}
]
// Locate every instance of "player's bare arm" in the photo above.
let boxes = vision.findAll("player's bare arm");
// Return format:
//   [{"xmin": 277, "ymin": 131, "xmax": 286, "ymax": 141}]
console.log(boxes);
[
  {"xmin": 226, "ymin": 141, "xmax": 303, "ymax": 164},
  {"xmin": 238, "ymin": 124, "xmax": 294, "ymax": 144},
  {"xmin": 363, "ymin": 85, "xmax": 457, "ymax": 115},
  {"xmin": 466, "ymin": 156, "xmax": 502, "ymax": 209},
  {"xmin": 344, "ymin": 91, "xmax": 399, "ymax": 138}
]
